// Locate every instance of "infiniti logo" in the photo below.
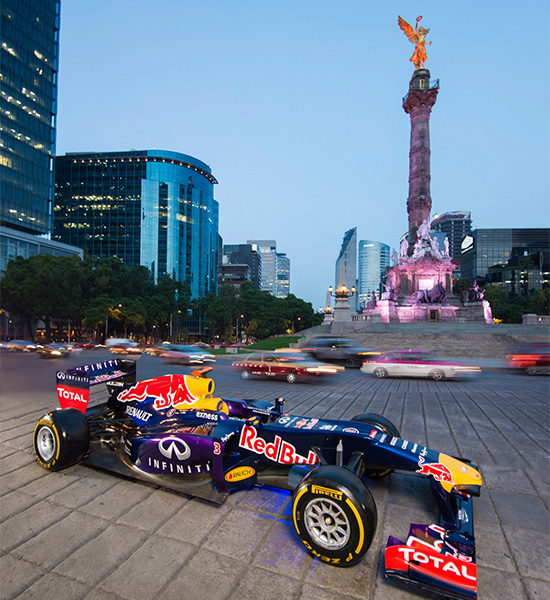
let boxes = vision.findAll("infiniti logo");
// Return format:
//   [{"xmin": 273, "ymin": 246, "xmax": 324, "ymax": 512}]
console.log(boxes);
[{"xmin": 158, "ymin": 437, "xmax": 191, "ymax": 461}]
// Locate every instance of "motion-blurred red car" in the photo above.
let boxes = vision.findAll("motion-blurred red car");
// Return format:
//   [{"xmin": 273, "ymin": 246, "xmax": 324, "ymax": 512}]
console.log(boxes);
[
  {"xmin": 232, "ymin": 351, "xmax": 344, "ymax": 383},
  {"xmin": 505, "ymin": 343, "xmax": 550, "ymax": 375}
]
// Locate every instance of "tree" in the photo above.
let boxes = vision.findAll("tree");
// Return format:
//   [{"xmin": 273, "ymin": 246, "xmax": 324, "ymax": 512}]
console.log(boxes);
[{"xmin": 2, "ymin": 254, "xmax": 89, "ymax": 341}]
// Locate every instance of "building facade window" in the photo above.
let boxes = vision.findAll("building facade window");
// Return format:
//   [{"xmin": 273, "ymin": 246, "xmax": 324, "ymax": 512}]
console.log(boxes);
[{"xmin": 53, "ymin": 150, "xmax": 218, "ymax": 298}]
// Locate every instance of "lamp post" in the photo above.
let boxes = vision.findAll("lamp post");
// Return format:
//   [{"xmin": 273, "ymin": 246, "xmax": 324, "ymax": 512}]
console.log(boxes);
[{"xmin": 328, "ymin": 284, "xmax": 356, "ymax": 329}]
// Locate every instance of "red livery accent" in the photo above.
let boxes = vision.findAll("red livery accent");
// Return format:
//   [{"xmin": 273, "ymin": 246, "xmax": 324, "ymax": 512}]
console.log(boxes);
[
  {"xmin": 57, "ymin": 385, "xmax": 89, "ymax": 412},
  {"xmin": 416, "ymin": 456, "xmax": 455, "ymax": 485},
  {"xmin": 385, "ymin": 543, "xmax": 477, "ymax": 599},
  {"xmin": 239, "ymin": 424, "xmax": 318, "ymax": 465}
]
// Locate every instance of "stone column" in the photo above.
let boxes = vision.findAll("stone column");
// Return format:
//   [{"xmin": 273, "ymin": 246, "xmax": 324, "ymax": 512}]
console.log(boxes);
[{"xmin": 403, "ymin": 69, "xmax": 439, "ymax": 254}]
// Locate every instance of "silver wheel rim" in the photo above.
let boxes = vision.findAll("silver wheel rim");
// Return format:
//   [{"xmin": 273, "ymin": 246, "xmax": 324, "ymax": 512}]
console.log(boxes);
[
  {"xmin": 37, "ymin": 426, "xmax": 56, "ymax": 461},
  {"xmin": 432, "ymin": 371, "xmax": 443, "ymax": 380},
  {"xmin": 241, "ymin": 370, "xmax": 250, "ymax": 380},
  {"xmin": 304, "ymin": 497, "xmax": 350, "ymax": 550},
  {"xmin": 287, "ymin": 373, "xmax": 296, "ymax": 383},
  {"xmin": 375, "ymin": 368, "xmax": 385, "ymax": 378}
]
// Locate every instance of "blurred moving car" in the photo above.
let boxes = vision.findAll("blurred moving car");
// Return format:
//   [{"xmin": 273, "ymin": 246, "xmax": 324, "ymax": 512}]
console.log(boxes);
[
  {"xmin": 160, "ymin": 344, "xmax": 215, "ymax": 365},
  {"xmin": 37, "ymin": 343, "xmax": 72, "ymax": 359},
  {"xmin": 361, "ymin": 350, "xmax": 481, "ymax": 380},
  {"xmin": 5, "ymin": 340, "xmax": 40, "ymax": 352},
  {"xmin": 109, "ymin": 342, "xmax": 142, "ymax": 355},
  {"xmin": 505, "ymin": 343, "xmax": 550, "ymax": 375},
  {"xmin": 301, "ymin": 337, "xmax": 379, "ymax": 367},
  {"xmin": 232, "ymin": 351, "xmax": 345, "ymax": 383},
  {"xmin": 144, "ymin": 343, "xmax": 170, "ymax": 356}
]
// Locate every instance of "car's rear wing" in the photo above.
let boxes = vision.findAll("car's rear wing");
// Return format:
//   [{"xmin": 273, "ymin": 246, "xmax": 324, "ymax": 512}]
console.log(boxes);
[{"xmin": 56, "ymin": 359, "xmax": 137, "ymax": 413}]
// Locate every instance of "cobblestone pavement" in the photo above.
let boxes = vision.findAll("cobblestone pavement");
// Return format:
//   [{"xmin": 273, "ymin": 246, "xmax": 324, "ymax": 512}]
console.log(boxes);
[{"xmin": 1, "ymin": 351, "xmax": 549, "ymax": 600}]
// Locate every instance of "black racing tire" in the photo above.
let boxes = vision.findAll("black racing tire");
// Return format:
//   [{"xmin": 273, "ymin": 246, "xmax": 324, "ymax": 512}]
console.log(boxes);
[
  {"xmin": 351, "ymin": 413, "xmax": 400, "ymax": 478},
  {"xmin": 430, "ymin": 369, "xmax": 445, "ymax": 381},
  {"xmin": 33, "ymin": 409, "xmax": 89, "ymax": 471},
  {"xmin": 241, "ymin": 369, "xmax": 251, "ymax": 380},
  {"xmin": 292, "ymin": 465, "xmax": 377, "ymax": 567},
  {"xmin": 345, "ymin": 358, "xmax": 356, "ymax": 367},
  {"xmin": 286, "ymin": 372, "xmax": 298, "ymax": 384},
  {"xmin": 373, "ymin": 367, "xmax": 387, "ymax": 378}
]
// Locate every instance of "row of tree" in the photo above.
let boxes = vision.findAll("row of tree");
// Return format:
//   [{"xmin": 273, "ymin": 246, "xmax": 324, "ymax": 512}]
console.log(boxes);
[{"xmin": 1, "ymin": 254, "xmax": 323, "ymax": 343}]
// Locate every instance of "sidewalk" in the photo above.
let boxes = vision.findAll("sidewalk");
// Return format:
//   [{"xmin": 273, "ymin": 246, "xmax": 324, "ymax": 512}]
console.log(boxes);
[{"xmin": 1, "ymin": 354, "xmax": 548, "ymax": 600}]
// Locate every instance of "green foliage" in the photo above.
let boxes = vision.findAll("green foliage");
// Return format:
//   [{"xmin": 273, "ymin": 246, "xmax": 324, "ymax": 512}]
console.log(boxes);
[
  {"xmin": 2, "ymin": 255, "xmax": 191, "ymax": 342},
  {"xmin": 247, "ymin": 336, "xmax": 300, "ymax": 350},
  {"xmin": 483, "ymin": 284, "xmax": 548, "ymax": 323},
  {"xmin": 204, "ymin": 282, "xmax": 323, "ymax": 342},
  {"xmin": 1, "ymin": 255, "xmax": 321, "ymax": 342}
]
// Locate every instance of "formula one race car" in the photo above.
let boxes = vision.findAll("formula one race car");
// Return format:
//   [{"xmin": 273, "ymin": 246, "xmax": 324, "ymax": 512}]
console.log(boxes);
[{"xmin": 33, "ymin": 359, "xmax": 482, "ymax": 600}]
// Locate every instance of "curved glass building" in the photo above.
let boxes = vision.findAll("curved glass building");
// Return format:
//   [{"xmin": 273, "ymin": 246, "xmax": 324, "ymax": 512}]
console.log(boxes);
[
  {"xmin": 358, "ymin": 240, "xmax": 390, "ymax": 308},
  {"xmin": 53, "ymin": 150, "xmax": 218, "ymax": 298}
]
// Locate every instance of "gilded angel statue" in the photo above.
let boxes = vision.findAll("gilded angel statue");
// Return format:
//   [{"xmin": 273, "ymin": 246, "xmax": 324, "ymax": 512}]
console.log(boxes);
[{"xmin": 398, "ymin": 15, "xmax": 431, "ymax": 70}]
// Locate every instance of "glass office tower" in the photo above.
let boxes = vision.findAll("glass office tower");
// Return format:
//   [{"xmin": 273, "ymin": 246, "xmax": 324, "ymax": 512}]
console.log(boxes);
[
  {"xmin": 461, "ymin": 228, "xmax": 549, "ymax": 285},
  {"xmin": 358, "ymin": 240, "xmax": 390, "ymax": 307},
  {"xmin": 0, "ymin": 0, "xmax": 60, "ymax": 234},
  {"xmin": 54, "ymin": 150, "xmax": 219, "ymax": 298}
]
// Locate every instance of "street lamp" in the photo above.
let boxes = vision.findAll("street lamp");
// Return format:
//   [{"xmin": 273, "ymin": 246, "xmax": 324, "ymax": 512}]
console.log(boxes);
[{"xmin": 329, "ymin": 284, "xmax": 356, "ymax": 299}]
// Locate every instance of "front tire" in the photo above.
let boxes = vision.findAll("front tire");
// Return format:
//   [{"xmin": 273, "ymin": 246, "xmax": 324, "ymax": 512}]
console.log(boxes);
[
  {"xmin": 292, "ymin": 465, "xmax": 377, "ymax": 567},
  {"xmin": 374, "ymin": 367, "xmax": 387, "ymax": 378},
  {"xmin": 241, "ymin": 369, "xmax": 251, "ymax": 380},
  {"xmin": 33, "ymin": 409, "xmax": 89, "ymax": 471}
]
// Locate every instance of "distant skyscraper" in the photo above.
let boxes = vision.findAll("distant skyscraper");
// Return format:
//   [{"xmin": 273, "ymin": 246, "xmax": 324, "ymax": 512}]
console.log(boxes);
[
  {"xmin": 223, "ymin": 244, "xmax": 261, "ymax": 289},
  {"xmin": 358, "ymin": 240, "xmax": 390, "ymax": 307},
  {"xmin": 54, "ymin": 150, "xmax": 219, "ymax": 298},
  {"xmin": 431, "ymin": 212, "xmax": 472, "ymax": 278},
  {"xmin": 335, "ymin": 228, "xmax": 358, "ymax": 311},
  {"xmin": 276, "ymin": 253, "xmax": 290, "ymax": 297},
  {"xmin": 247, "ymin": 240, "xmax": 290, "ymax": 297},
  {"xmin": 1, "ymin": 0, "xmax": 60, "ymax": 235}
]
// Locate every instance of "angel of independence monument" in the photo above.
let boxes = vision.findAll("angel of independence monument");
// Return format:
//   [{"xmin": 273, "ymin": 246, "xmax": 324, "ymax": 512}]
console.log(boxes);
[{"xmin": 371, "ymin": 16, "xmax": 492, "ymax": 324}]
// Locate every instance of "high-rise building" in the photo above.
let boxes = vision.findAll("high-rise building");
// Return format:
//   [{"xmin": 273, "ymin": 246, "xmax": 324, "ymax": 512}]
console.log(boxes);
[
  {"xmin": 431, "ymin": 212, "xmax": 472, "ymax": 278},
  {"xmin": 0, "ymin": 0, "xmax": 83, "ymax": 284},
  {"xmin": 1, "ymin": 0, "xmax": 60, "ymax": 235},
  {"xmin": 54, "ymin": 150, "xmax": 219, "ymax": 298},
  {"xmin": 461, "ymin": 228, "xmax": 549, "ymax": 291},
  {"xmin": 223, "ymin": 243, "xmax": 261, "ymax": 289},
  {"xmin": 247, "ymin": 240, "xmax": 290, "ymax": 298},
  {"xmin": 335, "ymin": 228, "xmax": 358, "ymax": 311},
  {"xmin": 358, "ymin": 240, "xmax": 390, "ymax": 307},
  {"xmin": 276, "ymin": 252, "xmax": 290, "ymax": 298}
]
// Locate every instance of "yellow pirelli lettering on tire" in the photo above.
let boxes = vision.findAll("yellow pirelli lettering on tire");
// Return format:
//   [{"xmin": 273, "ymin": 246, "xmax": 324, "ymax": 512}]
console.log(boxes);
[
  {"xmin": 310, "ymin": 485, "xmax": 343, "ymax": 501},
  {"xmin": 346, "ymin": 498, "xmax": 365, "ymax": 553}
]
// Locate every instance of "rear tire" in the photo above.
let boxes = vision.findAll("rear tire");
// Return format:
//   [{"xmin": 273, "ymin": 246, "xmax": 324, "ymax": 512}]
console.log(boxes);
[
  {"xmin": 286, "ymin": 372, "xmax": 298, "ymax": 383},
  {"xmin": 292, "ymin": 465, "xmax": 377, "ymax": 567},
  {"xmin": 241, "ymin": 369, "xmax": 251, "ymax": 380},
  {"xmin": 351, "ymin": 413, "xmax": 400, "ymax": 477},
  {"xmin": 33, "ymin": 409, "xmax": 89, "ymax": 471},
  {"xmin": 374, "ymin": 367, "xmax": 387, "ymax": 378}
]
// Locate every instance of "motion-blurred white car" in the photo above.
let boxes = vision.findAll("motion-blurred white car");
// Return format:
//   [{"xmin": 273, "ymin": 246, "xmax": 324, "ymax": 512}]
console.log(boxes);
[{"xmin": 361, "ymin": 350, "xmax": 480, "ymax": 380}]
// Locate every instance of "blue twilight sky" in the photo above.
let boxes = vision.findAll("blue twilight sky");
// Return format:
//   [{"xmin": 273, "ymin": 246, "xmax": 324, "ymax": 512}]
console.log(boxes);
[{"xmin": 55, "ymin": 0, "xmax": 549, "ymax": 309}]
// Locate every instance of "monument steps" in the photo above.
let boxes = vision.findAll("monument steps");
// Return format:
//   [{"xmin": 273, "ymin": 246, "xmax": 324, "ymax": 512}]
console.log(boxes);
[{"xmin": 298, "ymin": 323, "xmax": 549, "ymax": 359}]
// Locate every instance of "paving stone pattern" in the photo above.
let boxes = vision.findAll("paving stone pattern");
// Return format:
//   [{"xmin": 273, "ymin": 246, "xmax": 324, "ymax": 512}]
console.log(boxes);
[{"xmin": 1, "ymin": 351, "xmax": 549, "ymax": 600}]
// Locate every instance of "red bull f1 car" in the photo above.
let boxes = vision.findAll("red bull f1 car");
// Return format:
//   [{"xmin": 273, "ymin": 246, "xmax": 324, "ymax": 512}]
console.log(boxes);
[{"xmin": 33, "ymin": 359, "xmax": 483, "ymax": 600}]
